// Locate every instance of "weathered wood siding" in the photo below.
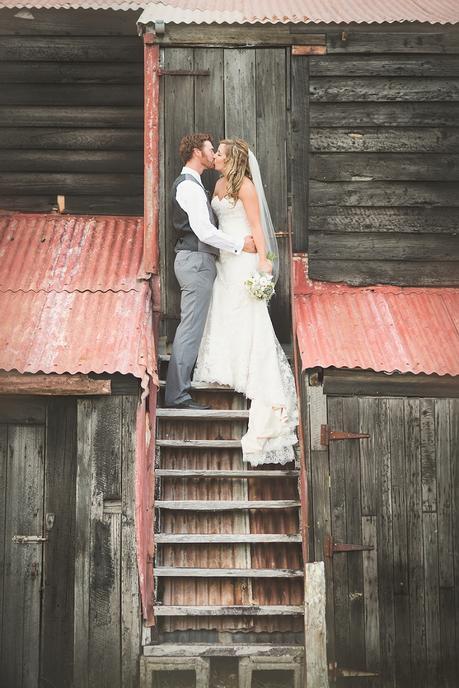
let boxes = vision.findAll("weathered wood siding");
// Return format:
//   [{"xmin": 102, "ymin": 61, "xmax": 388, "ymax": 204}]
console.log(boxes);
[
  {"xmin": 75, "ymin": 394, "xmax": 141, "ymax": 688},
  {"xmin": 303, "ymin": 374, "xmax": 459, "ymax": 687},
  {"xmin": 302, "ymin": 31, "xmax": 459, "ymax": 285},
  {"xmin": 0, "ymin": 9, "xmax": 143, "ymax": 215},
  {"xmin": 160, "ymin": 47, "xmax": 291, "ymax": 341},
  {"xmin": 0, "ymin": 387, "xmax": 141, "ymax": 688}
]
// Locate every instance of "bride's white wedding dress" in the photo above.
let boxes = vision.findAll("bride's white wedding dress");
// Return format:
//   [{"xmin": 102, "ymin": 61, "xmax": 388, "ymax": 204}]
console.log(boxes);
[{"xmin": 193, "ymin": 195, "xmax": 298, "ymax": 466}]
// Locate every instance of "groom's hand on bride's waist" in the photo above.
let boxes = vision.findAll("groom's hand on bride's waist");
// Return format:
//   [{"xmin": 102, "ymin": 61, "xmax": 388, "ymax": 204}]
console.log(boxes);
[{"xmin": 242, "ymin": 236, "xmax": 257, "ymax": 253}]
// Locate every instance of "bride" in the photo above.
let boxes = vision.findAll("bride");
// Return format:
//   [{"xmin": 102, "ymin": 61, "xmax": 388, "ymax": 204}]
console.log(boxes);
[{"xmin": 193, "ymin": 138, "xmax": 298, "ymax": 466}]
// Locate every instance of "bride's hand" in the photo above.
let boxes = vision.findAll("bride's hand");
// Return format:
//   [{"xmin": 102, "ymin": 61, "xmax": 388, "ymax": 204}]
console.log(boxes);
[{"xmin": 258, "ymin": 258, "xmax": 273, "ymax": 274}]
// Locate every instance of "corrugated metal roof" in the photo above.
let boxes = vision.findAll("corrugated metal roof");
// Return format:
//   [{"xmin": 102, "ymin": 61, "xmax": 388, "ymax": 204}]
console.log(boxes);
[
  {"xmin": 3, "ymin": 0, "xmax": 458, "ymax": 23},
  {"xmin": 0, "ymin": 214, "xmax": 143, "ymax": 293},
  {"xmin": 0, "ymin": 0, "xmax": 143, "ymax": 9},
  {"xmin": 138, "ymin": 0, "xmax": 459, "ymax": 25},
  {"xmin": 293, "ymin": 254, "xmax": 459, "ymax": 377},
  {"xmin": 0, "ymin": 213, "xmax": 156, "ymax": 388}
]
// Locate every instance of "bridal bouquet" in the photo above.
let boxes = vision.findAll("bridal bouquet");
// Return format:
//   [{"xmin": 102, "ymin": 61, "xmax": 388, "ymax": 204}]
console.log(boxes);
[{"xmin": 245, "ymin": 271, "xmax": 275, "ymax": 301}]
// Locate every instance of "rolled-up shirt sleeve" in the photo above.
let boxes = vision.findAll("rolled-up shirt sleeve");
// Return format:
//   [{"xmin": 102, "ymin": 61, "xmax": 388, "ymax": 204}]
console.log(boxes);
[{"xmin": 176, "ymin": 180, "xmax": 244, "ymax": 254}]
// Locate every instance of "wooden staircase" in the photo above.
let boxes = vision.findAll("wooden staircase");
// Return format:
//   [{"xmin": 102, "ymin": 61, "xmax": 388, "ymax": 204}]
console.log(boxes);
[{"xmin": 142, "ymin": 352, "xmax": 306, "ymax": 686}]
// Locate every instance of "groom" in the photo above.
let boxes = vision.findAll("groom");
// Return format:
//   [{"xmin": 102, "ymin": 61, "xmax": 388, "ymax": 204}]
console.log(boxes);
[{"xmin": 165, "ymin": 133, "xmax": 256, "ymax": 410}]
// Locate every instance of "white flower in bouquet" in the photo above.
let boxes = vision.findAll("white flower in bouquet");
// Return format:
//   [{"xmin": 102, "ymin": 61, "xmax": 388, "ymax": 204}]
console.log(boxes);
[{"xmin": 245, "ymin": 271, "xmax": 275, "ymax": 301}]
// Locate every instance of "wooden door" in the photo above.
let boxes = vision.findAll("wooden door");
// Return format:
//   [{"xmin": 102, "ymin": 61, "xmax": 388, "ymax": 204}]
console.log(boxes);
[
  {"xmin": 313, "ymin": 394, "xmax": 458, "ymax": 688},
  {"xmin": 0, "ymin": 408, "xmax": 45, "ymax": 687},
  {"xmin": 160, "ymin": 47, "xmax": 291, "ymax": 342}
]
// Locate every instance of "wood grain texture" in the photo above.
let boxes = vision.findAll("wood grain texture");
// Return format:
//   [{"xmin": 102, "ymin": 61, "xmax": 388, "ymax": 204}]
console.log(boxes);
[
  {"xmin": 362, "ymin": 516, "xmax": 380, "ymax": 675},
  {"xmin": 2, "ymin": 425, "xmax": 44, "ymax": 687},
  {"xmin": 290, "ymin": 54, "xmax": 309, "ymax": 251},
  {"xmin": 309, "ymin": 260, "xmax": 459, "ymax": 287},
  {"xmin": 310, "ymin": 77, "xmax": 459, "ymax": 102},
  {"xmin": 309, "ymin": 181, "xmax": 459, "ymax": 207},
  {"xmin": 41, "ymin": 399, "xmax": 77, "ymax": 688},
  {"xmin": 309, "ymin": 206, "xmax": 459, "ymax": 234},
  {"xmin": 309, "ymin": 232, "xmax": 459, "ymax": 261},
  {"xmin": 0, "ymin": 36, "xmax": 143, "ymax": 62},
  {"xmin": 0, "ymin": 105, "xmax": 143, "ymax": 128},
  {"xmin": 326, "ymin": 32, "xmax": 459, "ymax": 54},
  {"xmin": 310, "ymin": 102, "xmax": 459, "ymax": 127},
  {"xmin": 0, "ymin": 149, "xmax": 143, "ymax": 174},
  {"xmin": 309, "ymin": 55, "xmax": 459, "ymax": 77},
  {"xmin": 310, "ymin": 153, "xmax": 459, "ymax": 182},
  {"xmin": 310, "ymin": 127, "xmax": 459, "ymax": 153}
]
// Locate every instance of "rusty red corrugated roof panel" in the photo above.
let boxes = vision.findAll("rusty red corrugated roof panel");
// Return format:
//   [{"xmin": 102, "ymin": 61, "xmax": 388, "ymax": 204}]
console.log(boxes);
[
  {"xmin": 0, "ymin": 214, "xmax": 143, "ymax": 293},
  {"xmin": 138, "ymin": 0, "xmax": 459, "ymax": 25},
  {"xmin": 3, "ymin": 0, "xmax": 459, "ymax": 23},
  {"xmin": 293, "ymin": 254, "xmax": 459, "ymax": 376},
  {"xmin": 0, "ymin": 212, "xmax": 157, "ymax": 388},
  {"xmin": 0, "ymin": 0, "xmax": 143, "ymax": 9}
]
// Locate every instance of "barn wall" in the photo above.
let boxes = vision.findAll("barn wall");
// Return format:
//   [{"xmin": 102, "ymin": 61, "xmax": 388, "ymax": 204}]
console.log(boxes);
[
  {"xmin": 75, "ymin": 392, "xmax": 141, "ymax": 687},
  {"xmin": 301, "ymin": 369, "xmax": 459, "ymax": 687},
  {"xmin": 302, "ymin": 28, "xmax": 459, "ymax": 286},
  {"xmin": 0, "ymin": 9, "xmax": 143, "ymax": 215}
]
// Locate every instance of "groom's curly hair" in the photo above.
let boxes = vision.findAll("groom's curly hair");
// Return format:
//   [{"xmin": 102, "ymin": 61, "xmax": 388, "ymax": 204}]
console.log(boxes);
[{"xmin": 179, "ymin": 133, "xmax": 213, "ymax": 164}]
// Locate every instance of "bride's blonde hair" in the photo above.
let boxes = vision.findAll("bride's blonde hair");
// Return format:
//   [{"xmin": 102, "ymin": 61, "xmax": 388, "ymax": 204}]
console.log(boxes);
[{"xmin": 220, "ymin": 138, "xmax": 252, "ymax": 202}]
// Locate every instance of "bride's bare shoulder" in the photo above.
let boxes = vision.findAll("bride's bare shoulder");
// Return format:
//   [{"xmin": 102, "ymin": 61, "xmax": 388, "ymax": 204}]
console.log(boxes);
[{"xmin": 238, "ymin": 176, "xmax": 257, "ymax": 200}]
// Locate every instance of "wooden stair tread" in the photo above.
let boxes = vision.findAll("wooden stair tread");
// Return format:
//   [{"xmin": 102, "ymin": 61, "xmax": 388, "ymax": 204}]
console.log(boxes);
[
  {"xmin": 156, "ymin": 500, "xmax": 300, "ymax": 510},
  {"xmin": 157, "ymin": 408, "xmax": 249, "ymax": 419},
  {"xmin": 157, "ymin": 439, "xmax": 242, "ymax": 448},
  {"xmin": 159, "ymin": 380, "xmax": 234, "ymax": 391},
  {"xmin": 155, "ymin": 533, "xmax": 302, "ymax": 543},
  {"xmin": 143, "ymin": 644, "xmax": 304, "ymax": 658},
  {"xmin": 156, "ymin": 469, "xmax": 299, "ymax": 478},
  {"xmin": 154, "ymin": 567, "xmax": 304, "ymax": 578},
  {"xmin": 153, "ymin": 605, "xmax": 303, "ymax": 616}
]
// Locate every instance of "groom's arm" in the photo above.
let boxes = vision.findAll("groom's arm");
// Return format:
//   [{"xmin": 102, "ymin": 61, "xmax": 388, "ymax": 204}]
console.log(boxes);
[{"xmin": 176, "ymin": 180, "xmax": 244, "ymax": 254}]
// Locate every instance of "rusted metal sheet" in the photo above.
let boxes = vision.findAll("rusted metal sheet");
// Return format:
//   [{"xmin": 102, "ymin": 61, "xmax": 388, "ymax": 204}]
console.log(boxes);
[
  {"xmin": 1, "ymin": 0, "xmax": 143, "ymax": 8},
  {"xmin": 0, "ymin": 214, "xmax": 143, "ymax": 293},
  {"xmin": 0, "ymin": 287, "xmax": 156, "ymax": 387},
  {"xmin": 142, "ymin": 34, "xmax": 160, "ymax": 277},
  {"xmin": 293, "ymin": 254, "xmax": 459, "ymax": 377},
  {"xmin": 138, "ymin": 0, "xmax": 459, "ymax": 26}
]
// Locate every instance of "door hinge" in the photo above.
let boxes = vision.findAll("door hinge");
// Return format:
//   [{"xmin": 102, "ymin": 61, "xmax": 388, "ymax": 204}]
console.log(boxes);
[
  {"xmin": 321, "ymin": 424, "xmax": 370, "ymax": 447},
  {"xmin": 324, "ymin": 535, "xmax": 374, "ymax": 558}
]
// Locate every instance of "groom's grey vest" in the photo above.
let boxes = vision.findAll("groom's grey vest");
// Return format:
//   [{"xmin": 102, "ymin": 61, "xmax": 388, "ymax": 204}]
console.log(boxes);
[{"xmin": 172, "ymin": 173, "xmax": 219, "ymax": 256}]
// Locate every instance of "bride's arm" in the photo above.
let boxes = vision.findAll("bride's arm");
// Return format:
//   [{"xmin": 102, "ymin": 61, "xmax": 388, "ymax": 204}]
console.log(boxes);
[{"xmin": 239, "ymin": 178, "xmax": 272, "ymax": 272}]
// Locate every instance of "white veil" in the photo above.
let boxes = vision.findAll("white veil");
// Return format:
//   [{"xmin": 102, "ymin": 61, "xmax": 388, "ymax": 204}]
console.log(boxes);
[{"xmin": 248, "ymin": 150, "xmax": 280, "ymax": 284}]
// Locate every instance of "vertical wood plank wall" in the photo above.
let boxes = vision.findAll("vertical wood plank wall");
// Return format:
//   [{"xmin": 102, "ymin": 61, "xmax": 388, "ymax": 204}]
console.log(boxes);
[
  {"xmin": 304, "ymin": 375, "xmax": 459, "ymax": 688},
  {"xmin": 160, "ymin": 46, "xmax": 291, "ymax": 341},
  {"xmin": 304, "ymin": 32, "xmax": 459, "ymax": 285},
  {"xmin": 75, "ymin": 394, "xmax": 141, "ymax": 688},
  {"xmin": 0, "ymin": 9, "xmax": 143, "ymax": 215}
]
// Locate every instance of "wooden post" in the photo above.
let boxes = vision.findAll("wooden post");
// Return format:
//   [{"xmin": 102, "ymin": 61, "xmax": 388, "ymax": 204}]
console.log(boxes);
[
  {"xmin": 304, "ymin": 562, "xmax": 329, "ymax": 687},
  {"xmin": 142, "ymin": 31, "xmax": 160, "ymax": 276}
]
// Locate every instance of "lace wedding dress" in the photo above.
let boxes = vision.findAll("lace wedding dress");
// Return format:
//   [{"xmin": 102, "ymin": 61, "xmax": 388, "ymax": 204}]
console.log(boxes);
[{"xmin": 193, "ymin": 195, "xmax": 298, "ymax": 466}]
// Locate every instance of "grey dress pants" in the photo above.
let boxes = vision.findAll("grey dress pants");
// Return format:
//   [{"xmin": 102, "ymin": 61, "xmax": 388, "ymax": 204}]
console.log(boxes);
[{"xmin": 165, "ymin": 250, "xmax": 217, "ymax": 406}]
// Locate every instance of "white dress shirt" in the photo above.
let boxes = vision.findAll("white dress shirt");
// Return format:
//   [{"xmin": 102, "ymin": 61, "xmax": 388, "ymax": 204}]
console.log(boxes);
[{"xmin": 175, "ymin": 166, "xmax": 244, "ymax": 254}]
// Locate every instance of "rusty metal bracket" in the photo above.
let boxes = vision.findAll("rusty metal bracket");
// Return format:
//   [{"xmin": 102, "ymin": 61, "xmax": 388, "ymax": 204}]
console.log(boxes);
[
  {"xmin": 320, "ymin": 424, "xmax": 370, "ymax": 447},
  {"xmin": 159, "ymin": 69, "xmax": 210, "ymax": 77},
  {"xmin": 324, "ymin": 535, "xmax": 374, "ymax": 558},
  {"xmin": 329, "ymin": 662, "xmax": 379, "ymax": 681},
  {"xmin": 12, "ymin": 535, "xmax": 48, "ymax": 544}
]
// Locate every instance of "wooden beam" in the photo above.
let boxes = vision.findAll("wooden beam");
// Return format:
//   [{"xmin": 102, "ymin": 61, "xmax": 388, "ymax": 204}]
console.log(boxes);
[
  {"xmin": 154, "ymin": 567, "xmax": 304, "ymax": 578},
  {"xmin": 0, "ymin": 372, "xmax": 111, "ymax": 396},
  {"xmin": 153, "ymin": 605, "xmax": 303, "ymax": 616},
  {"xmin": 154, "ymin": 25, "xmax": 326, "ymax": 47},
  {"xmin": 143, "ymin": 644, "xmax": 304, "ymax": 658},
  {"xmin": 155, "ymin": 500, "xmax": 301, "ymax": 510},
  {"xmin": 155, "ymin": 534, "xmax": 302, "ymax": 544},
  {"xmin": 157, "ymin": 439, "xmax": 242, "ymax": 448},
  {"xmin": 157, "ymin": 408, "xmax": 249, "ymax": 419},
  {"xmin": 156, "ymin": 469, "xmax": 299, "ymax": 477}
]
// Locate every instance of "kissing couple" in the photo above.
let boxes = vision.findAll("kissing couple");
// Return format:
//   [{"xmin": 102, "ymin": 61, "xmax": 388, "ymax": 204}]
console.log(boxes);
[{"xmin": 165, "ymin": 133, "xmax": 298, "ymax": 467}]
